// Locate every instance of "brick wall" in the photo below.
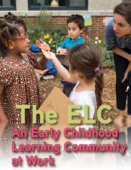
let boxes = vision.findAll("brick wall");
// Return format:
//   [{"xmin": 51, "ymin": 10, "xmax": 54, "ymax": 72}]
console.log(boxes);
[
  {"xmin": 0, "ymin": 16, "xmax": 106, "ymax": 40},
  {"xmin": 49, "ymin": 16, "xmax": 106, "ymax": 40}
]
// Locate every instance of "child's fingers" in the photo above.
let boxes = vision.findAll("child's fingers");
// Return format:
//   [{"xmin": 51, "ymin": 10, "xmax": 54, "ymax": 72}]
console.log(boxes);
[
  {"xmin": 36, "ymin": 44, "xmax": 43, "ymax": 49},
  {"xmin": 41, "ymin": 49, "xmax": 48, "ymax": 55},
  {"xmin": 36, "ymin": 40, "xmax": 40, "ymax": 44},
  {"xmin": 36, "ymin": 44, "xmax": 39, "ymax": 48},
  {"xmin": 36, "ymin": 41, "xmax": 41, "ymax": 46},
  {"xmin": 36, "ymin": 40, "xmax": 40, "ymax": 43},
  {"xmin": 36, "ymin": 42, "xmax": 40, "ymax": 46},
  {"xmin": 36, "ymin": 44, "xmax": 40, "ymax": 48},
  {"xmin": 42, "ymin": 50, "xmax": 53, "ymax": 58},
  {"xmin": 36, "ymin": 44, "xmax": 41, "ymax": 49},
  {"xmin": 40, "ymin": 39, "xmax": 45, "ymax": 44}
]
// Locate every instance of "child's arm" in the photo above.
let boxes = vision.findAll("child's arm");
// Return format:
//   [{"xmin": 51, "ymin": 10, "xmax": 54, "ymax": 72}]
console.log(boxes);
[
  {"xmin": 0, "ymin": 85, "xmax": 8, "ymax": 138},
  {"xmin": 40, "ymin": 68, "xmax": 51, "ymax": 75},
  {"xmin": 34, "ymin": 55, "xmax": 48, "ymax": 70},
  {"xmin": 27, "ymin": 50, "xmax": 48, "ymax": 70},
  {"xmin": 122, "ymin": 62, "xmax": 131, "ymax": 83},
  {"xmin": 41, "ymin": 50, "xmax": 77, "ymax": 84}
]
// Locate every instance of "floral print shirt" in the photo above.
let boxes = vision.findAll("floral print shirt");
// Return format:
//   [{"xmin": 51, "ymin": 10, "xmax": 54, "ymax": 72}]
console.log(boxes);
[{"xmin": 0, "ymin": 52, "xmax": 43, "ymax": 157}]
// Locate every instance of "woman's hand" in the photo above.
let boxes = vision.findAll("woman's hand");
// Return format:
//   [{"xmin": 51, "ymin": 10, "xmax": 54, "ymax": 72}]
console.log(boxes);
[
  {"xmin": 36, "ymin": 39, "xmax": 50, "ymax": 51},
  {"xmin": 112, "ymin": 47, "xmax": 131, "ymax": 61},
  {"xmin": 41, "ymin": 49, "xmax": 56, "ymax": 61},
  {"xmin": 122, "ymin": 71, "xmax": 128, "ymax": 83},
  {"xmin": 122, "ymin": 62, "xmax": 131, "ymax": 83}
]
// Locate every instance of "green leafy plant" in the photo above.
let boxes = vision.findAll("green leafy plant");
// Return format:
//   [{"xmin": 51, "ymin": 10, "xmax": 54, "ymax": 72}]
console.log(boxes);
[
  {"xmin": 41, "ymin": 32, "xmax": 65, "ymax": 53},
  {"xmin": 90, "ymin": 37, "xmax": 115, "ymax": 69},
  {"xmin": 101, "ymin": 47, "xmax": 115, "ymax": 69},
  {"xmin": 25, "ymin": 9, "xmax": 67, "ymax": 46}
]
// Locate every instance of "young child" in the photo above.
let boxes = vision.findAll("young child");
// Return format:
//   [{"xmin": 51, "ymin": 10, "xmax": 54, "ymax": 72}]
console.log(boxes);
[
  {"xmin": 0, "ymin": 17, "xmax": 49, "ymax": 159},
  {"xmin": 57, "ymin": 14, "xmax": 84, "ymax": 97},
  {"xmin": 38, "ymin": 42, "xmax": 104, "ymax": 163}
]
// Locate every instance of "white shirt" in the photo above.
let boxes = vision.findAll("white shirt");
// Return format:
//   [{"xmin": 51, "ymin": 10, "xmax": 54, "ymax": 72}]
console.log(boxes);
[
  {"xmin": 69, "ymin": 81, "xmax": 96, "ymax": 151},
  {"xmin": 69, "ymin": 81, "xmax": 96, "ymax": 119}
]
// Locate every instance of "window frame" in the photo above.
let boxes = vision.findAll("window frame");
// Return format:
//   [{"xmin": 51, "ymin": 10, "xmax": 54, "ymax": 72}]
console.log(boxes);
[
  {"xmin": 28, "ymin": 0, "xmax": 88, "ymax": 10},
  {"xmin": 0, "ymin": 0, "xmax": 16, "ymax": 10}
]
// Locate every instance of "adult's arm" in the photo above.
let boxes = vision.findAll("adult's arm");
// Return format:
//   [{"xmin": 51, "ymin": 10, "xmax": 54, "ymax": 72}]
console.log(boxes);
[{"xmin": 112, "ymin": 47, "xmax": 131, "ymax": 61}]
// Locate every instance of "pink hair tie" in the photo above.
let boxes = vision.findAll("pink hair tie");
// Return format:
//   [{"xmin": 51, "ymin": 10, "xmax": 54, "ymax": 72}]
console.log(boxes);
[{"xmin": 94, "ymin": 67, "xmax": 100, "ymax": 73}]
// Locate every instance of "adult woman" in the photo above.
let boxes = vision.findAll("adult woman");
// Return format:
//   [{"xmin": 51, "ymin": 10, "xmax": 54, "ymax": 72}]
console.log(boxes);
[
  {"xmin": 105, "ymin": 0, "xmax": 131, "ymax": 128},
  {"xmin": 105, "ymin": 2, "xmax": 131, "ymax": 168}
]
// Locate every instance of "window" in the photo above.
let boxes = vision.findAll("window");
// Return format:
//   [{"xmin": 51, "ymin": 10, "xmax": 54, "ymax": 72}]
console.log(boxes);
[
  {"xmin": 0, "ymin": 0, "xmax": 16, "ymax": 10},
  {"xmin": 28, "ymin": 0, "xmax": 88, "ymax": 10}
]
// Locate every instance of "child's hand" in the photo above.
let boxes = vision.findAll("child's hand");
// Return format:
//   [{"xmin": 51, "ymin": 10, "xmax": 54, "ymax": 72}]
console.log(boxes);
[
  {"xmin": 41, "ymin": 49, "xmax": 56, "ymax": 61},
  {"xmin": 40, "ymin": 70, "xmax": 47, "ymax": 75},
  {"xmin": 36, "ymin": 39, "xmax": 50, "ymax": 51},
  {"xmin": 60, "ymin": 48, "xmax": 67, "ymax": 54}
]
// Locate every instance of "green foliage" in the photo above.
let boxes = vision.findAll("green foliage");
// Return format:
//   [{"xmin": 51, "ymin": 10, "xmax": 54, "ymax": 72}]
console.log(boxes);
[
  {"xmin": 90, "ymin": 38, "xmax": 115, "ymax": 69},
  {"xmin": 49, "ymin": 33, "xmax": 65, "ymax": 53},
  {"xmin": 101, "ymin": 47, "xmax": 115, "ymax": 69},
  {"xmin": 42, "ymin": 32, "xmax": 65, "ymax": 53},
  {"xmin": 25, "ymin": 9, "xmax": 67, "ymax": 51}
]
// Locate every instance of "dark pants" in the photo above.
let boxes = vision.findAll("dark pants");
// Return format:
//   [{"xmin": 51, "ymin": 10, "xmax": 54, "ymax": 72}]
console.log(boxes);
[
  {"xmin": 63, "ymin": 84, "xmax": 74, "ymax": 97},
  {"xmin": 113, "ymin": 48, "xmax": 131, "ymax": 115}
]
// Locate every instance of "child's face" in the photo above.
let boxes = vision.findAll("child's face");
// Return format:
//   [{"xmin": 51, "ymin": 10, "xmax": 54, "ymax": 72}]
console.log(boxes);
[
  {"xmin": 10, "ymin": 26, "xmax": 30, "ymax": 53},
  {"xmin": 67, "ymin": 22, "xmax": 83, "ymax": 41}
]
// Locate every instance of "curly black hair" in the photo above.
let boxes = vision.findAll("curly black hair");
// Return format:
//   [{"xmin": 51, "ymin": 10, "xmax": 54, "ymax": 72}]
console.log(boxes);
[
  {"xmin": 0, "ymin": 16, "xmax": 27, "ymax": 51},
  {"xmin": 4, "ymin": 12, "xmax": 17, "ymax": 20}
]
